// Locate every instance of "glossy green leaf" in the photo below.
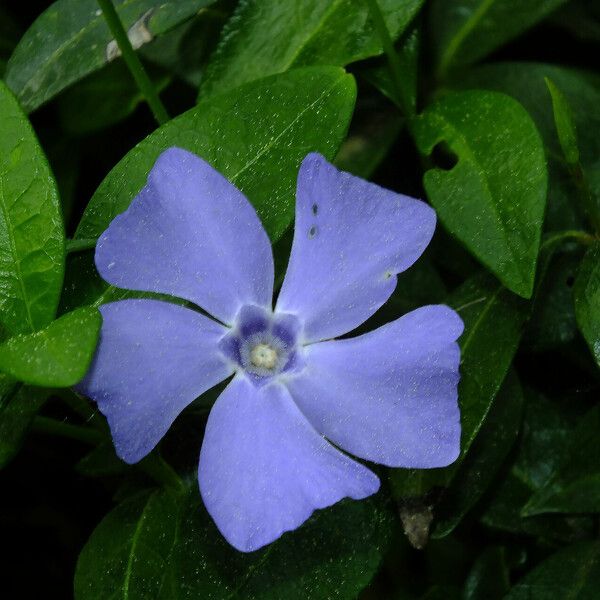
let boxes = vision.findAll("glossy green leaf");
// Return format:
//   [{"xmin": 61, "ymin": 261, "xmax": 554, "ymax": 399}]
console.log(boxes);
[
  {"xmin": 545, "ymin": 78, "xmax": 580, "ymax": 166},
  {"xmin": 504, "ymin": 541, "xmax": 600, "ymax": 599},
  {"xmin": 430, "ymin": 0, "xmax": 568, "ymax": 76},
  {"xmin": 523, "ymin": 405, "xmax": 600, "ymax": 515},
  {"xmin": 0, "ymin": 377, "xmax": 45, "ymax": 468},
  {"xmin": 414, "ymin": 90, "xmax": 547, "ymax": 298},
  {"xmin": 432, "ymin": 370, "xmax": 523, "ymax": 538},
  {"xmin": 75, "ymin": 67, "xmax": 356, "ymax": 245},
  {"xmin": 199, "ymin": 0, "xmax": 424, "ymax": 98},
  {"xmin": 75, "ymin": 486, "xmax": 393, "ymax": 599},
  {"xmin": 0, "ymin": 307, "xmax": 101, "ymax": 387},
  {"xmin": 5, "ymin": 0, "xmax": 212, "ymax": 112},
  {"xmin": 574, "ymin": 244, "xmax": 600, "ymax": 366},
  {"xmin": 455, "ymin": 62, "xmax": 600, "ymax": 232},
  {"xmin": 0, "ymin": 80, "xmax": 64, "ymax": 336}
]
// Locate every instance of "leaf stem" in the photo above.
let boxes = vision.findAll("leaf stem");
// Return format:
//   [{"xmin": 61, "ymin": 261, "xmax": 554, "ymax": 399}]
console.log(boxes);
[
  {"xmin": 32, "ymin": 415, "xmax": 103, "ymax": 445},
  {"xmin": 96, "ymin": 0, "xmax": 169, "ymax": 125},
  {"xmin": 66, "ymin": 238, "xmax": 97, "ymax": 254},
  {"xmin": 540, "ymin": 229, "xmax": 597, "ymax": 251},
  {"xmin": 363, "ymin": 0, "xmax": 409, "ymax": 116}
]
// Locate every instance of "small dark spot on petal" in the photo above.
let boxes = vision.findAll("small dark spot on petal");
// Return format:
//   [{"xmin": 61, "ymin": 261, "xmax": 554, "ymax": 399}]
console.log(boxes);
[
  {"xmin": 311, "ymin": 203, "xmax": 318, "ymax": 216},
  {"xmin": 308, "ymin": 226, "xmax": 317, "ymax": 239}
]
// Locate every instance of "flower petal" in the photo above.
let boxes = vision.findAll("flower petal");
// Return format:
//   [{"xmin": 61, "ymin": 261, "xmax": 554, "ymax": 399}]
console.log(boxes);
[
  {"xmin": 277, "ymin": 153, "xmax": 436, "ymax": 341},
  {"xmin": 285, "ymin": 305, "xmax": 463, "ymax": 468},
  {"xmin": 198, "ymin": 376, "xmax": 380, "ymax": 552},
  {"xmin": 77, "ymin": 299, "xmax": 233, "ymax": 463},
  {"xmin": 95, "ymin": 147, "xmax": 274, "ymax": 325}
]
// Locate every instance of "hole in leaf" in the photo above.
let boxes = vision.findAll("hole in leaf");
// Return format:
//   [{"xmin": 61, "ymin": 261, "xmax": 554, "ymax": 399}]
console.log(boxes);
[{"xmin": 431, "ymin": 141, "xmax": 458, "ymax": 171}]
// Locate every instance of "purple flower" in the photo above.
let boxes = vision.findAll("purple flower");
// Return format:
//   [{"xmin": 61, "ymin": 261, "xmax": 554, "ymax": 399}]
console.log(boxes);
[{"xmin": 78, "ymin": 148, "xmax": 463, "ymax": 552}]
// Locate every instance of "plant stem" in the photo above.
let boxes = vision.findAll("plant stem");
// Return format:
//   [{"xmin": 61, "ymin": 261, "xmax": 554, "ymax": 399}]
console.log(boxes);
[
  {"xmin": 363, "ymin": 0, "xmax": 408, "ymax": 116},
  {"xmin": 32, "ymin": 416, "xmax": 103, "ymax": 445},
  {"xmin": 96, "ymin": 0, "xmax": 169, "ymax": 125},
  {"xmin": 540, "ymin": 229, "xmax": 597, "ymax": 251},
  {"xmin": 66, "ymin": 238, "xmax": 97, "ymax": 254}
]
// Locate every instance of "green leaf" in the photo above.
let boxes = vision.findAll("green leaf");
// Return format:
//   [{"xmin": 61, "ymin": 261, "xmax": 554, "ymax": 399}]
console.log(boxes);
[
  {"xmin": 432, "ymin": 370, "xmax": 523, "ymax": 538},
  {"xmin": 199, "ymin": 0, "xmax": 424, "ymax": 98},
  {"xmin": 75, "ymin": 485, "xmax": 393, "ymax": 599},
  {"xmin": 463, "ymin": 547, "xmax": 510, "ymax": 600},
  {"xmin": 430, "ymin": 0, "xmax": 568, "ymax": 76},
  {"xmin": 0, "ymin": 307, "xmax": 101, "ymax": 387},
  {"xmin": 413, "ymin": 90, "xmax": 547, "ymax": 298},
  {"xmin": 75, "ymin": 67, "xmax": 356, "ymax": 245},
  {"xmin": 0, "ymin": 80, "xmax": 64, "ymax": 336},
  {"xmin": 523, "ymin": 404, "xmax": 600, "ymax": 515},
  {"xmin": 454, "ymin": 62, "xmax": 600, "ymax": 232},
  {"xmin": 574, "ymin": 243, "xmax": 600, "ymax": 366},
  {"xmin": 545, "ymin": 77, "xmax": 580, "ymax": 166},
  {"xmin": 5, "ymin": 0, "xmax": 213, "ymax": 112},
  {"xmin": 0, "ymin": 377, "xmax": 45, "ymax": 468},
  {"xmin": 504, "ymin": 541, "xmax": 600, "ymax": 599}
]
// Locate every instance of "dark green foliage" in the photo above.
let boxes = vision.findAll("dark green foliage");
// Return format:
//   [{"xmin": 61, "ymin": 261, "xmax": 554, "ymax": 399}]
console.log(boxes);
[{"xmin": 0, "ymin": 0, "xmax": 598, "ymax": 598}]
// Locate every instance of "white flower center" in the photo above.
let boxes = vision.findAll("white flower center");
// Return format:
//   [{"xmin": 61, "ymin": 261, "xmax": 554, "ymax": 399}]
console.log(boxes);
[{"xmin": 249, "ymin": 343, "xmax": 278, "ymax": 370}]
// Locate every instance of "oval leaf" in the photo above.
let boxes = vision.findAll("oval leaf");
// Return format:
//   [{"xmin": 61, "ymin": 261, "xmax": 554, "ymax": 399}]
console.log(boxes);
[
  {"xmin": 200, "ymin": 0, "xmax": 424, "ymax": 98},
  {"xmin": 0, "ymin": 80, "xmax": 64, "ymax": 335},
  {"xmin": 5, "ymin": 0, "xmax": 213, "ymax": 112},
  {"xmin": 0, "ymin": 307, "xmax": 101, "ymax": 387},
  {"xmin": 75, "ymin": 486, "xmax": 393, "ymax": 599},
  {"xmin": 75, "ymin": 66, "xmax": 356, "ymax": 243},
  {"xmin": 414, "ymin": 90, "xmax": 547, "ymax": 298}
]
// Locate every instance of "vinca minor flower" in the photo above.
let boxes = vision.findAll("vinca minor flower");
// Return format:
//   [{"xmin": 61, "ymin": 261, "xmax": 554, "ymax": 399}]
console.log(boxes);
[{"xmin": 79, "ymin": 148, "xmax": 463, "ymax": 552}]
